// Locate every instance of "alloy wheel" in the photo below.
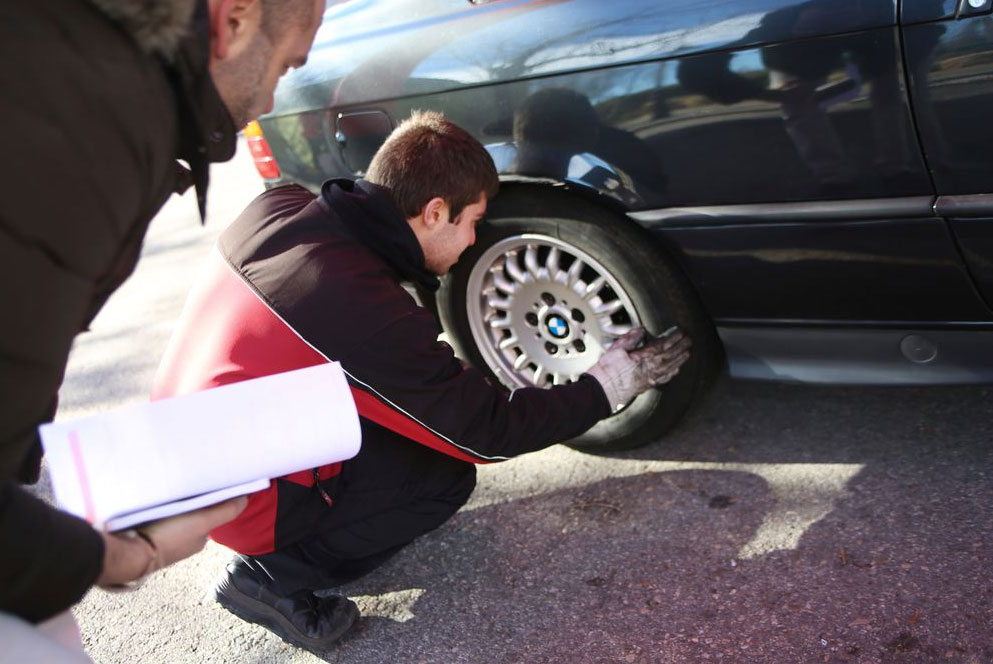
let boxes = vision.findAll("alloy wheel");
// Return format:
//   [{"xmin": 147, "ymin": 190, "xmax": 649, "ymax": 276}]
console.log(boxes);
[{"xmin": 465, "ymin": 233, "xmax": 641, "ymax": 389}]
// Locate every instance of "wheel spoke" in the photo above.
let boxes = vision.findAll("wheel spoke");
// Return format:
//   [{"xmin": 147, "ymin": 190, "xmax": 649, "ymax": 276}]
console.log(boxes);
[
  {"xmin": 547, "ymin": 247, "xmax": 561, "ymax": 280},
  {"xmin": 489, "ymin": 316, "xmax": 513, "ymax": 329},
  {"xmin": 498, "ymin": 335, "xmax": 518, "ymax": 350},
  {"xmin": 492, "ymin": 271, "xmax": 517, "ymax": 295},
  {"xmin": 566, "ymin": 258, "xmax": 584, "ymax": 287},
  {"xmin": 504, "ymin": 252, "xmax": 529, "ymax": 284},
  {"xmin": 593, "ymin": 299, "xmax": 624, "ymax": 316},
  {"xmin": 524, "ymin": 244, "xmax": 543, "ymax": 280},
  {"xmin": 487, "ymin": 295, "xmax": 512, "ymax": 310},
  {"xmin": 585, "ymin": 275, "xmax": 606, "ymax": 297},
  {"xmin": 513, "ymin": 352, "xmax": 530, "ymax": 370},
  {"xmin": 602, "ymin": 322, "xmax": 633, "ymax": 337}
]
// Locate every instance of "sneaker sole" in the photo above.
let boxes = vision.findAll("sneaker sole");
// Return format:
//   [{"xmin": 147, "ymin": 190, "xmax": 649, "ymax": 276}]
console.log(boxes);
[{"xmin": 214, "ymin": 577, "xmax": 359, "ymax": 653}]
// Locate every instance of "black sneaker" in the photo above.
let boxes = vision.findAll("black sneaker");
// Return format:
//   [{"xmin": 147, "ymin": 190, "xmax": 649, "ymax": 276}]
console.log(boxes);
[{"xmin": 214, "ymin": 559, "xmax": 359, "ymax": 653}]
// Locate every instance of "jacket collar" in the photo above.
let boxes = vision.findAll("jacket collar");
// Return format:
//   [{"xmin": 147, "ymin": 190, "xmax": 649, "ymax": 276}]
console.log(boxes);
[
  {"xmin": 89, "ymin": 0, "xmax": 237, "ymax": 221},
  {"xmin": 86, "ymin": 0, "xmax": 196, "ymax": 58},
  {"xmin": 166, "ymin": 0, "xmax": 237, "ymax": 221},
  {"xmin": 318, "ymin": 179, "xmax": 440, "ymax": 291}
]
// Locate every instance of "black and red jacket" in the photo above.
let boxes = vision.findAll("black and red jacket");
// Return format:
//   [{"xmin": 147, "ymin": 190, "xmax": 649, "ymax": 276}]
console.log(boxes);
[{"xmin": 152, "ymin": 180, "xmax": 610, "ymax": 554}]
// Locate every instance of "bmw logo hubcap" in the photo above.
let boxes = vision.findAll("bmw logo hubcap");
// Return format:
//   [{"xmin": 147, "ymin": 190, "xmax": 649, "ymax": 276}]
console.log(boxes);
[{"xmin": 545, "ymin": 314, "xmax": 570, "ymax": 339}]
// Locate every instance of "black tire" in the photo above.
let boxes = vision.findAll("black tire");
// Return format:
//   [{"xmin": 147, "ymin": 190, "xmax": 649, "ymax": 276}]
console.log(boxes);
[{"xmin": 437, "ymin": 186, "xmax": 722, "ymax": 451}]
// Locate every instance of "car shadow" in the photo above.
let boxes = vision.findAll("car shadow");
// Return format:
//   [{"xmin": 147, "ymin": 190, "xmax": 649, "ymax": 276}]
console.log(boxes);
[
  {"xmin": 319, "ymin": 379, "xmax": 993, "ymax": 663},
  {"xmin": 611, "ymin": 377, "xmax": 993, "ymax": 466}
]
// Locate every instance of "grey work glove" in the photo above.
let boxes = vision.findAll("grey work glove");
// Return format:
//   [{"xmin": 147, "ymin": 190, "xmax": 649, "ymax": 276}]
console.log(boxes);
[{"xmin": 586, "ymin": 326, "xmax": 692, "ymax": 412}]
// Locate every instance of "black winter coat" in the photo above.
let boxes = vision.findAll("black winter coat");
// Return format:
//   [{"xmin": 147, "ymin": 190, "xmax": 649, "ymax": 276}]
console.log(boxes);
[{"xmin": 0, "ymin": 0, "xmax": 236, "ymax": 621}]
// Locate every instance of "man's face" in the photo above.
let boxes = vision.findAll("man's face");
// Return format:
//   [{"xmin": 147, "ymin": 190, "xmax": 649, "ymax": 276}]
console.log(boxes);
[
  {"xmin": 212, "ymin": 0, "xmax": 324, "ymax": 128},
  {"xmin": 422, "ymin": 194, "xmax": 487, "ymax": 276}
]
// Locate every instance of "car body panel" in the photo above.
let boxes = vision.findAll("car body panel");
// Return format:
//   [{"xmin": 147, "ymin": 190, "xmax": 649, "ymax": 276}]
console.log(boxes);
[
  {"xmin": 904, "ymin": 14, "xmax": 993, "ymax": 193},
  {"xmin": 719, "ymin": 326, "xmax": 993, "ymax": 383},
  {"xmin": 902, "ymin": 0, "xmax": 958, "ymax": 24},
  {"xmin": 654, "ymin": 216, "xmax": 991, "ymax": 323},
  {"xmin": 273, "ymin": 0, "xmax": 897, "ymax": 114},
  {"xmin": 256, "ymin": 0, "xmax": 993, "ymax": 385},
  {"xmin": 904, "ymin": 12, "xmax": 993, "ymax": 307},
  {"xmin": 265, "ymin": 25, "xmax": 930, "ymax": 208},
  {"xmin": 948, "ymin": 217, "xmax": 993, "ymax": 307}
]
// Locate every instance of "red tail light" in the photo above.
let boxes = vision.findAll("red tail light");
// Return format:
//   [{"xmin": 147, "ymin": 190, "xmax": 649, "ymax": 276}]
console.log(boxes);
[{"xmin": 244, "ymin": 121, "xmax": 281, "ymax": 180}]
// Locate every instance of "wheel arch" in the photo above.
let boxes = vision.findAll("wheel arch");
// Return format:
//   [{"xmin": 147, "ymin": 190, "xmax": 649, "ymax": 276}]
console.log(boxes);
[
  {"xmin": 492, "ymin": 176, "xmax": 632, "ymax": 219},
  {"xmin": 484, "ymin": 181, "xmax": 720, "ymax": 346}
]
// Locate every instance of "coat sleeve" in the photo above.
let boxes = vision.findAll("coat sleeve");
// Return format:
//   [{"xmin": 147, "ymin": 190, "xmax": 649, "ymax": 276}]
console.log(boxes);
[
  {"xmin": 338, "ymin": 308, "xmax": 612, "ymax": 462},
  {"xmin": 0, "ymin": 212, "xmax": 108, "ymax": 623},
  {"xmin": 0, "ymin": 483, "xmax": 104, "ymax": 622}
]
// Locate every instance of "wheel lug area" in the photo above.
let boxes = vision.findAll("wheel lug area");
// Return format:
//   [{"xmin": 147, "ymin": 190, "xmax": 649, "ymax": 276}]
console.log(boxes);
[
  {"xmin": 573, "ymin": 339, "xmax": 586, "ymax": 353},
  {"xmin": 541, "ymin": 292, "xmax": 556, "ymax": 306},
  {"xmin": 545, "ymin": 342, "xmax": 558, "ymax": 355},
  {"xmin": 571, "ymin": 308, "xmax": 585, "ymax": 323},
  {"xmin": 525, "ymin": 312, "xmax": 539, "ymax": 327}
]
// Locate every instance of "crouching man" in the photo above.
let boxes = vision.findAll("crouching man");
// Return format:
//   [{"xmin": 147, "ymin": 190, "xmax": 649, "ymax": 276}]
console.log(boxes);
[{"xmin": 152, "ymin": 111, "xmax": 691, "ymax": 654}]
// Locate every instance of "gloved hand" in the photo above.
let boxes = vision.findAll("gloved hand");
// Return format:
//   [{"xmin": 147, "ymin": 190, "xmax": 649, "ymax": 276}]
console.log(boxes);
[{"xmin": 585, "ymin": 326, "xmax": 692, "ymax": 411}]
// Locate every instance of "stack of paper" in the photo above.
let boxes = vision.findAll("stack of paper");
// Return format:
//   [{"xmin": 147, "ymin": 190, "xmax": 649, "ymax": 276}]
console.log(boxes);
[{"xmin": 40, "ymin": 363, "xmax": 361, "ymax": 531}]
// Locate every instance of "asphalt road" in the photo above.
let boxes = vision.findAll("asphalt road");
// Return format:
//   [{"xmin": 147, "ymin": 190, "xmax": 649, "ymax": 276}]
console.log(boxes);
[{"xmin": 56, "ymin": 144, "xmax": 993, "ymax": 664}]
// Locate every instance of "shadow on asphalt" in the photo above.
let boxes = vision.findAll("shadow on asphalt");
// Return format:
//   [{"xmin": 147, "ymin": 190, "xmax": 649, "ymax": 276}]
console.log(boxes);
[
  {"xmin": 615, "ymin": 378, "xmax": 993, "ymax": 465},
  {"xmin": 319, "ymin": 380, "xmax": 993, "ymax": 663}
]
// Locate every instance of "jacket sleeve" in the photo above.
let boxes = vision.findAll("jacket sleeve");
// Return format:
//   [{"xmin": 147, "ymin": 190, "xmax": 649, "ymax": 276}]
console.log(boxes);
[
  {"xmin": 338, "ymin": 308, "xmax": 612, "ymax": 462},
  {"xmin": 0, "ymin": 216, "xmax": 108, "ymax": 623},
  {"xmin": 0, "ymin": 482, "xmax": 104, "ymax": 622}
]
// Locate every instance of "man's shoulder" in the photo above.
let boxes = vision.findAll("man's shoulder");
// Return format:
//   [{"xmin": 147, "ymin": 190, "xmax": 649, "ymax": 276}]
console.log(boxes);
[
  {"xmin": 221, "ymin": 183, "xmax": 396, "ymax": 300},
  {"xmin": 251, "ymin": 184, "xmax": 318, "ymax": 215},
  {"xmin": 222, "ymin": 184, "xmax": 321, "ymax": 244}
]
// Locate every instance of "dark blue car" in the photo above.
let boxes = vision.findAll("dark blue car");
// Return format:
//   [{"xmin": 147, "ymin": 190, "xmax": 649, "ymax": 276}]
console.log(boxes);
[{"xmin": 247, "ymin": 0, "xmax": 993, "ymax": 450}]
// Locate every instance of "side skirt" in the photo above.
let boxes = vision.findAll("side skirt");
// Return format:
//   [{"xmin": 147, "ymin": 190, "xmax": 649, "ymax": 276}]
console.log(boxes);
[{"xmin": 718, "ymin": 325, "xmax": 993, "ymax": 384}]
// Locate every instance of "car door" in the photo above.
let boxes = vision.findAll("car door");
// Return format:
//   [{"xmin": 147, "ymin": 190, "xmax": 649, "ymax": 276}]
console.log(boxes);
[
  {"xmin": 638, "ymin": 0, "xmax": 989, "ymax": 327},
  {"xmin": 903, "ymin": 0, "xmax": 993, "ymax": 308}
]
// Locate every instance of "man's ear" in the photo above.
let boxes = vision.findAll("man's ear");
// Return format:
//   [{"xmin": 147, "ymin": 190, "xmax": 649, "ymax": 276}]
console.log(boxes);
[
  {"xmin": 421, "ymin": 197, "xmax": 450, "ymax": 231},
  {"xmin": 209, "ymin": 0, "xmax": 262, "ymax": 61}
]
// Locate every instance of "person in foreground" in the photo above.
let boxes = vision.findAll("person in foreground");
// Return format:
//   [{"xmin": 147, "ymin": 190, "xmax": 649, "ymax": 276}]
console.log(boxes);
[
  {"xmin": 0, "ymin": 0, "xmax": 324, "ymax": 657},
  {"xmin": 152, "ymin": 111, "xmax": 692, "ymax": 654}
]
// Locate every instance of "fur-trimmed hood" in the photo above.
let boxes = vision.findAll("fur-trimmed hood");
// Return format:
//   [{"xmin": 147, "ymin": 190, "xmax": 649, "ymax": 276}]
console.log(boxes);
[
  {"xmin": 87, "ymin": 0, "xmax": 197, "ymax": 57},
  {"xmin": 89, "ymin": 0, "xmax": 236, "ymax": 220}
]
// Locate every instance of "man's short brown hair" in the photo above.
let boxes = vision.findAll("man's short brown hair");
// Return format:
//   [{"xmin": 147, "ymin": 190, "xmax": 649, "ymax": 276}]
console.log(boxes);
[
  {"xmin": 260, "ymin": 0, "xmax": 319, "ymax": 39},
  {"xmin": 366, "ymin": 110, "xmax": 499, "ymax": 221}
]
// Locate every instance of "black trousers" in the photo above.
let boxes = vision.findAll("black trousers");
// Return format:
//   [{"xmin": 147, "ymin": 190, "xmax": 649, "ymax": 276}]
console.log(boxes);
[{"xmin": 249, "ymin": 424, "xmax": 477, "ymax": 596}]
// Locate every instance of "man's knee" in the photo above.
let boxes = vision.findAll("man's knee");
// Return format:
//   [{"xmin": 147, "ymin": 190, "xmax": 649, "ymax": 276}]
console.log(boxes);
[
  {"xmin": 437, "ymin": 461, "xmax": 476, "ymax": 509},
  {"xmin": 401, "ymin": 461, "xmax": 475, "ymax": 534}
]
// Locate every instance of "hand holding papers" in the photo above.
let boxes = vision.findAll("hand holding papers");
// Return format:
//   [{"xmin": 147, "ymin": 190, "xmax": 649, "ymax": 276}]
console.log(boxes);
[
  {"xmin": 40, "ymin": 363, "xmax": 361, "ymax": 531},
  {"xmin": 95, "ymin": 497, "xmax": 248, "ymax": 589}
]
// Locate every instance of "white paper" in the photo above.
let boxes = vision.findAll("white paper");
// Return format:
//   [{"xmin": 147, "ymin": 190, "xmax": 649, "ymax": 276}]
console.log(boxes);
[
  {"xmin": 104, "ymin": 478, "xmax": 271, "ymax": 532},
  {"xmin": 40, "ymin": 363, "xmax": 361, "ymax": 529}
]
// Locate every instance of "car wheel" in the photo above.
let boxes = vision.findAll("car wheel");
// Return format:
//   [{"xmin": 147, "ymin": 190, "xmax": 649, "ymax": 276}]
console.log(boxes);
[{"xmin": 437, "ymin": 187, "xmax": 722, "ymax": 452}]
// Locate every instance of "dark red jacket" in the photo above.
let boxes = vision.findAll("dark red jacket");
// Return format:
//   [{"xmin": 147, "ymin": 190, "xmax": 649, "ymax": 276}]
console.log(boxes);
[{"xmin": 153, "ymin": 180, "xmax": 611, "ymax": 554}]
